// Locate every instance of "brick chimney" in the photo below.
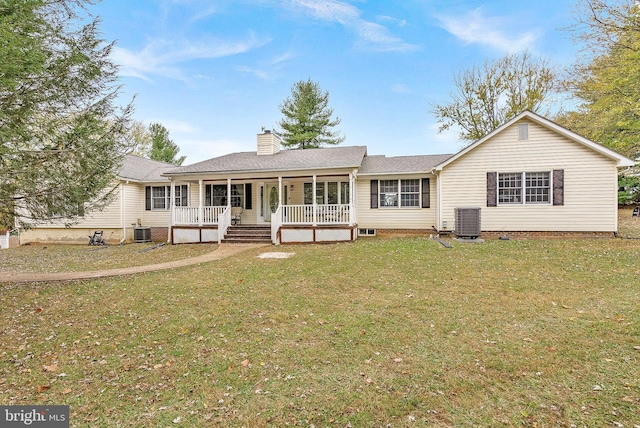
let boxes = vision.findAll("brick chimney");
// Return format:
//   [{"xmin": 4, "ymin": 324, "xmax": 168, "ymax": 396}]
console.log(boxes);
[{"xmin": 257, "ymin": 130, "xmax": 281, "ymax": 155}]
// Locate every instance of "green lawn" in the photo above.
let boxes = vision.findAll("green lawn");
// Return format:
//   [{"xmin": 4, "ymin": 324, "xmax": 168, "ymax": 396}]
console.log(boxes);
[
  {"xmin": 0, "ymin": 242, "xmax": 214, "ymax": 273},
  {"xmin": 1, "ymin": 234, "xmax": 639, "ymax": 427}
]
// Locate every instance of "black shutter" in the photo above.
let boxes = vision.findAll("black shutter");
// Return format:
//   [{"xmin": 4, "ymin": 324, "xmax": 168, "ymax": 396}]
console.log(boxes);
[
  {"xmin": 553, "ymin": 169, "xmax": 564, "ymax": 206},
  {"xmin": 205, "ymin": 184, "xmax": 211, "ymax": 206},
  {"xmin": 145, "ymin": 186, "xmax": 151, "ymax": 211},
  {"xmin": 245, "ymin": 183, "xmax": 252, "ymax": 209},
  {"xmin": 487, "ymin": 172, "xmax": 497, "ymax": 207},
  {"xmin": 421, "ymin": 178, "xmax": 430, "ymax": 208},
  {"xmin": 370, "ymin": 180, "xmax": 378, "ymax": 209}
]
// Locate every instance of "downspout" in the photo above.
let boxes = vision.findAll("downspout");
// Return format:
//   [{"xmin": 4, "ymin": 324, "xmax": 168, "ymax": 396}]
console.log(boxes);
[
  {"xmin": 120, "ymin": 182, "xmax": 126, "ymax": 245},
  {"xmin": 169, "ymin": 179, "xmax": 175, "ymax": 243},
  {"xmin": 432, "ymin": 168, "xmax": 443, "ymax": 233},
  {"xmin": 312, "ymin": 174, "xmax": 317, "ymax": 226}
]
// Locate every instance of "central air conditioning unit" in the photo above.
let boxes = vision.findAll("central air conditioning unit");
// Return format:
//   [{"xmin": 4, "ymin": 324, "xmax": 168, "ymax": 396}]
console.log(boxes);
[
  {"xmin": 455, "ymin": 207, "xmax": 481, "ymax": 238},
  {"xmin": 134, "ymin": 226, "xmax": 151, "ymax": 243}
]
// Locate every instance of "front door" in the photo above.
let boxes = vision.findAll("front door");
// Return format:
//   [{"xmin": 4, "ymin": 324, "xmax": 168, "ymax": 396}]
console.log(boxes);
[{"xmin": 263, "ymin": 183, "xmax": 279, "ymax": 222}]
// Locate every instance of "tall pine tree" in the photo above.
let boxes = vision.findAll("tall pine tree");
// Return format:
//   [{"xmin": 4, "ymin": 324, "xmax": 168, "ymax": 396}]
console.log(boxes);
[
  {"xmin": 275, "ymin": 79, "xmax": 345, "ymax": 149},
  {"xmin": 0, "ymin": 0, "xmax": 133, "ymax": 228}
]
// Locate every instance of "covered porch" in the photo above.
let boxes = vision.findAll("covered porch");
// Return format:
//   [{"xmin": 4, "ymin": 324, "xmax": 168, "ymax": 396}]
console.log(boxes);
[{"xmin": 169, "ymin": 173, "xmax": 358, "ymax": 245}]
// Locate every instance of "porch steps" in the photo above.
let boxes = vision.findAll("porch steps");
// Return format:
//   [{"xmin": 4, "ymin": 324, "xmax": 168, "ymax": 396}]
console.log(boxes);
[{"xmin": 222, "ymin": 225, "xmax": 272, "ymax": 244}]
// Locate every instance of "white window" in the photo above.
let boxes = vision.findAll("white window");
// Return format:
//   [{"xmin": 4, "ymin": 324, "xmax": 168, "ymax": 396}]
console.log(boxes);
[
  {"xmin": 206, "ymin": 184, "xmax": 246, "ymax": 207},
  {"xmin": 525, "ymin": 172, "xmax": 550, "ymax": 203},
  {"xmin": 400, "ymin": 179, "xmax": 420, "ymax": 207},
  {"xmin": 498, "ymin": 172, "xmax": 550, "ymax": 205},
  {"xmin": 174, "ymin": 185, "xmax": 188, "ymax": 207},
  {"xmin": 152, "ymin": 186, "xmax": 170, "ymax": 210},
  {"xmin": 304, "ymin": 181, "xmax": 350, "ymax": 204},
  {"xmin": 379, "ymin": 179, "xmax": 420, "ymax": 208},
  {"xmin": 379, "ymin": 180, "xmax": 398, "ymax": 207}
]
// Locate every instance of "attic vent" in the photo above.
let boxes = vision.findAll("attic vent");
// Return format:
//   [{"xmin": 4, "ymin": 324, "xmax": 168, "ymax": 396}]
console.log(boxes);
[
  {"xmin": 455, "ymin": 207, "xmax": 481, "ymax": 238},
  {"xmin": 518, "ymin": 123, "xmax": 529, "ymax": 140}
]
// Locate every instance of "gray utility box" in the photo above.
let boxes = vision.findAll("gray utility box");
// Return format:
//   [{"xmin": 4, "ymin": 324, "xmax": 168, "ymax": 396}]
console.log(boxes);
[{"xmin": 455, "ymin": 207, "xmax": 481, "ymax": 238}]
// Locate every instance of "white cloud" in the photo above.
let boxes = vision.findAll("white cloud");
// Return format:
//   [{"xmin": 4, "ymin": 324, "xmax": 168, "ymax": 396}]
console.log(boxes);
[
  {"xmin": 235, "ymin": 65, "xmax": 270, "ymax": 80},
  {"xmin": 436, "ymin": 8, "xmax": 541, "ymax": 53},
  {"xmin": 112, "ymin": 34, "xmax": 270, "ymax": 81},
  {"xmin": 377, "ymin": 15, "xmax": 407, "ymax": 27},
  {"xmin": 285, "ymin": 0, "xmax": 418, "ymax": 52}
]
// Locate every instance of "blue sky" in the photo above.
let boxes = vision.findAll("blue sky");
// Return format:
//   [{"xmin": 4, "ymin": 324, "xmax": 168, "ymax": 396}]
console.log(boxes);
[{"xmin": 92, "ymin": 0, "xmax": 579, "ymax": 164}]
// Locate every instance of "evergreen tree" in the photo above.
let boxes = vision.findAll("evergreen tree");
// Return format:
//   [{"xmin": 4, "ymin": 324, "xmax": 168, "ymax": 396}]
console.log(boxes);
[
  {"xmin": 276, "ymin": 79, "xmax": 345, "ymax": 149},
  {"xmin": 148, "ymin": 123, "xmax": 185, "ymax": 165},
  {"xmin": 0, "ymin": 0, "xmax": 133, "ymax": 228}
]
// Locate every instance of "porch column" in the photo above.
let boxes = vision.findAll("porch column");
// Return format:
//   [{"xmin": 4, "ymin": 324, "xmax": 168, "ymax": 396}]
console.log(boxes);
[
  {"xmin": 170, "ymin": 179, "xmax": 176, "ymax": 226},
  {"xmin": 198, "ymin": 179, "xmax": 203, "ymax": 226},
  {"xmin": 278, "ymin": 176, "xmax": 283, "ymax": 206},
  {"xmin": 312, "ymin": 174, "xmax": 317, "ymax": 226},
  {"xmin": 227, "ymin": 179, "xmax": 232, "ymax": 210},
  {"xmin": 349, "ymin": 172, "xmax": 354, "ymax": 225}
]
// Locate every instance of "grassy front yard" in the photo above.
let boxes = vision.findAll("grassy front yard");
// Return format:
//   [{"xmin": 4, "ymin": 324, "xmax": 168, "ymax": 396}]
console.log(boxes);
[{"xmin": 1, "ymin": 234, "xmax": 639, "ymax": 426}]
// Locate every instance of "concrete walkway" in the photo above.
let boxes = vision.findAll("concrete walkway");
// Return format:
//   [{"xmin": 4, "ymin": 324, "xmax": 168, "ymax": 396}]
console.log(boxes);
[{"xmin": 1, "ymin": 243, "xmax": 269, "ymax": 284}]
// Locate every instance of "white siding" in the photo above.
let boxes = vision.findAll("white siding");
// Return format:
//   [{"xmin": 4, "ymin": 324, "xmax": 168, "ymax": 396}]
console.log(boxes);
[
  {"xmin": 356, "ymin": 174, "xmax": 437, "ymax": 229},
  {"xmin": 439, "ymin": 119, "xmax": 619, "ymax": 232}
]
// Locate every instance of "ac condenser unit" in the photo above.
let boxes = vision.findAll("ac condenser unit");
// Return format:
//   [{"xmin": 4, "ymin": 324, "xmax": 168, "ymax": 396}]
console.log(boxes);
[
  {"xmin": 455, "ymin": 207, "xmax": 481, "ymax": 238},
  {"xmin": 134, "ymin": 226, "xmax": 151, "ymax": 243}
]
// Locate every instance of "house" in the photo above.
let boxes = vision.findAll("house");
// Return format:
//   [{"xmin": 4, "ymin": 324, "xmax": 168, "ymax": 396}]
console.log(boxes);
[
  {"xmin": 19, "ymin": 155, "xmax": 179, "ymax": 244},
  {"xmin": 18, "ymin": 111, "xmax": 635, "ymax": 245}
]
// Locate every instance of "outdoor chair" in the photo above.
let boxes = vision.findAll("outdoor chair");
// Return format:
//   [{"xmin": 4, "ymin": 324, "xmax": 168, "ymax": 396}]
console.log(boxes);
[
  {"xmin": 633, "ymin": 206, "xmax": 640, "ymax": 217},
  {"xmin": 88, "ymin": 230, "xmax": 105, "ymax": 245},
  {"xmin": 231, "ymin": 207, "xmax": 243, "ymax": 225}
]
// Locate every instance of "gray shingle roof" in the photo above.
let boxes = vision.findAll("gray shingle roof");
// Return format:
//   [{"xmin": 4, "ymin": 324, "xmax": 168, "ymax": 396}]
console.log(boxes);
[
  {"xmin": 118, "ymin": 154, "xmax": 175, "ymax": 182},
  {"xmin": 163, "ymin": 146, "xmax": 368, "ymax": 176},
  {"xmin": 359, "ymin": 154, "xmax": 454, "ymax": 174}
]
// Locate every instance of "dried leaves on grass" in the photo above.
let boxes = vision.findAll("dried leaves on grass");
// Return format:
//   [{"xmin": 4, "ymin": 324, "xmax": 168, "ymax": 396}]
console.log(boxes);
[
  {"xmin": 0, "ymin": 230, "xmax": 639, "ymax": 426},
  {"xmin": 0, "ymin": 243, "xmax": 215, "ymax": 273}
]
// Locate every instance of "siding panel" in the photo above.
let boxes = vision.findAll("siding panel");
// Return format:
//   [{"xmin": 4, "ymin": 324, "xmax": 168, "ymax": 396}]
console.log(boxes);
[{"xmin": 439, "ymin": 119, "xmax": 619, "ymax": 232}]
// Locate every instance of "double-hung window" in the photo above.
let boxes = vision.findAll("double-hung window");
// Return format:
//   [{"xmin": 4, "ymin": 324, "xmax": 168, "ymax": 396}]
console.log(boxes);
[
  {"xmin": 379, "ymin": 180, "xmax": 398, "ymax": 207},
  {"xmin": 205, "ymin": 184, "xmax": 249, "ymax": 208},
  {"xmin": 379, "ymin": 179, "xmax": 420, "ymax": 208},
  {"xmin": 151, "ymin": 186, "xmax": 170, "ymax": 210},
  {"xmin": 498, "ymin": 172, "xmax": 550, "ymax": 205},
  {"xmin": 146, "ymin": 185, "xmax": 188, "ymax": 210},
  {"xmin": 304, "ymin": 181, "xmax": 349, "ymax": 204}
]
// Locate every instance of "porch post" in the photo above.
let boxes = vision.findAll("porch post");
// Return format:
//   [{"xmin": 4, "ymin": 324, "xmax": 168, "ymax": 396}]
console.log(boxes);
[
  {"xmin": 169, "ymin": 179, "xmax": 175, "ymax": 243},
  {"xmin": 278, "ymin": 176, "xmax": 283, "ymax": 206},
  {"xmin": 312, "ymin": 174, "xmax": 317, "ymax": 226},
  {"xmin": 227, "ymin": 178, "xmax": 231, "ymax": 210},
  {"xmin": 170, "ymin": 179, "xmax": 175, "ymax": 226},
  {"xmin": 349, "ymin": 172, "xmax": 354, "ymax": 225},
  {"xmin": 198, "ymin": 179, "xmax": 203, "ymax": 226}
]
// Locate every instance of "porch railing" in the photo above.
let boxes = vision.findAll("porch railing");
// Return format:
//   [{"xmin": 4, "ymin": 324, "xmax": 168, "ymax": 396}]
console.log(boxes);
[
  {"xmin": 173, "ymin": 204, "xmax": 352, "ymax": 226},
  {"xmin": 282, "ymin": 204, "xmax": 351, "ymax": 224},
  {"xmin": 218, "ymin": 207, "xmax": 231, "ymax": 243},
  {"xmin": 271, "ymin": 206, "xmax": 282, "ymax": 245},
  {"xmin": 173, "ymin": 206, "xmax": 225, "ymax": 225}
]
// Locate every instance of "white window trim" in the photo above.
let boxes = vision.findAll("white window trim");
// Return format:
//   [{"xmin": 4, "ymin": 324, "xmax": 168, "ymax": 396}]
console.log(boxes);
[
  {"xmin": 379, "ymin": 178, "xmax": 421, "ymax": 209},
  {"xmin": 497, "ymin": 171, "xmax": 552, "ymax": 206}
]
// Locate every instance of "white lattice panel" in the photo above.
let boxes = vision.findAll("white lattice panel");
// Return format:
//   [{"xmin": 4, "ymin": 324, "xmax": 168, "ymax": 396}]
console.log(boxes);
[
  {"xmin": 316, "ymin": 228, "xmax": 351, "ymax": 242},
  {"xmin": 281, "ymin": 229, "xmax": 314, "ymax": 243}
]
